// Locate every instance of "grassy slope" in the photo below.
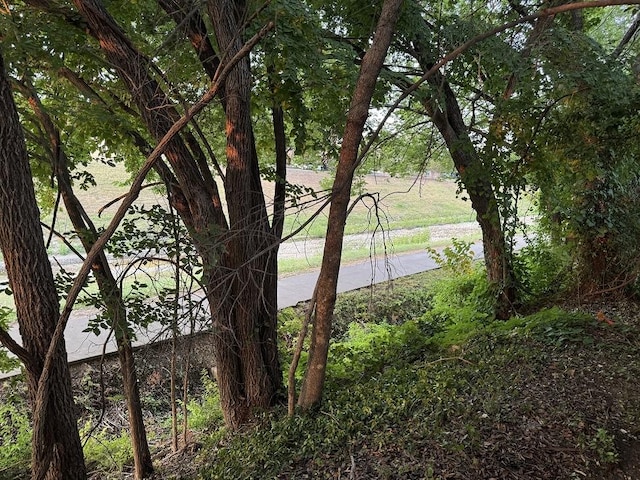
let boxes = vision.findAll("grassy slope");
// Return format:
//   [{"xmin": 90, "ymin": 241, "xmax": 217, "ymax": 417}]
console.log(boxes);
[
  {"xmin": 276, "ymin": 170, "xmax": 479, "ymax": 239},
  {"xmin": 53, "ymin": 164, "xmax": 478, "ymax": 243},
  {"xmin": 183, "ymin": 272, "xmax": 639, "ymax": 480},
  {"xmin": 2, "ymin": 269, "xmax": 640, "ymax": 480}
]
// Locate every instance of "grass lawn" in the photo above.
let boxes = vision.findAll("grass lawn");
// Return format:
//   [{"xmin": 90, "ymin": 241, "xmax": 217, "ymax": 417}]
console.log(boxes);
[
  {"xmin": 45, "ymin": 163, "xmax": 482, "ymax": 247},
  {"xmin": 0, "ymin": 162, "xmax": 531, "ymax": 317}
]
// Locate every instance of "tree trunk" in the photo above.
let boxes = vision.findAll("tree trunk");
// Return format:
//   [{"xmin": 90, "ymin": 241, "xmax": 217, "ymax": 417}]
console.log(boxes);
[
  {"xmin": 20, "ymin": 77, "xmax": 154, "ymax": 479},
  {"xmin": 0, "ymin": 50, "xmax": 87, "ymax": 480},
  {"xmin": 67, "ymin": 0, "xmax": 283, "ymax": 428},
  {"xmin": 205, "ymin": 0, "xmax": 283, "ymax": 428},
  {"xmin": 297, "ymin": 0, "xmax": 404, "ymax": 410},
  {"xmin": 117, "ymin": 332, "xmax": 154, "ymax": 478},
  {"xmin": 422, "ymin": 78, "xmax": 515, "ymax": 319}
]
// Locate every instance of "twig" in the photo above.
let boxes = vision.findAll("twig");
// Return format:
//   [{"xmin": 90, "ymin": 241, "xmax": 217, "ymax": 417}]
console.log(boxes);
[
  {"xmin": 97, "ymin": 182, "xmax": 163, "ymax": 216},
  {"xmin": 288, "ymin": 286, "xmax": 317, "ymax": 416},
  {"xmin": 0, "ymin": 328, "xmax": 33, "ymax": 370},
  {"xmin": 425, "ymin": 356, "xmax": 474, "ymax": 366}
]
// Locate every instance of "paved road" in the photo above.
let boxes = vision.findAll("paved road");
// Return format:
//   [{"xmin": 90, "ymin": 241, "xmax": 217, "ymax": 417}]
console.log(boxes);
[{"xmin": 1, "ymin": 241, "xmax": 496, "ymax": 379}]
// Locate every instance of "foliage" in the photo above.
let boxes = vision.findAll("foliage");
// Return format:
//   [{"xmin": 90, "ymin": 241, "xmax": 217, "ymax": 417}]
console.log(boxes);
[
  {"xmin": 512, "ymin": 235, "xmax": 575, "ymax": 304},
  {"xmin": 278, "ymin": 307, "xmax": 305, "ymax": 367},
  {"xmin": 509, "ymin": 307, "xmax": 596, "ymax": 347},
  {"xmin": 426, "ymin": 238, "xmax": 475, "ymax": 275},
  {"xmin": 528, "ymin": 37, "xmax": 640, "ymax": 290},
  {"xmin": 82, "ymin": 426, "xmax": 134, "ymax": 474},
  {"xmin": 0, "ymin": 391, "xmax": 31, "ymax": 475},
  {"xmin": 327, "ymin": 320, "xmax": 432, "ymax": 381},
  {"xmin": 82, "ymin": 204, "xmax": 208, "ymax": 339},
  {"xmin": 585, "ymin": 427, "xmax": 619, "ymax": 465},
  {"xmin": 186, "ymin": 371, "xmax": 224, "ymax": 431},
  {"xmin": 422, "ymin": 266, "xmax": 495, "ymax": 328},
  {"xmin": 0, "ymin": 306, "xmax": 20, "ymax": 373}
]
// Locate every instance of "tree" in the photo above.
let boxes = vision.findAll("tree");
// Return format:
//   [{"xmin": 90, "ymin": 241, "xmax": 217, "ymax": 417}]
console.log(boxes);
[
  {"xmin": 296, "ymin": 0, "xmax": 404, "ymax": 410},
  {"xmin": 0, "ymin": 50, "xmax": 87, "ymax": 480},
  {"xmin": 376, "ymin": 0, "xmax": 640, "ymax": 316},
  {"xmin": 18, "ymin": 0, "xmax": 285, "ymax": 429},
  {"xmin": 528, "ymin": 24, "xmax": 640, "ymax": 293},
  {"xmin": 14, "ymin": 77, "xmax": 154, "ymax": 479}
]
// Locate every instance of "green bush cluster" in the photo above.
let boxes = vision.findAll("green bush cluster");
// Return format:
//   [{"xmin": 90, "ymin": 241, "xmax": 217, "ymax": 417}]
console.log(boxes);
[
  {"xmin": 187, "ymin": 371, "xmax": 224, "ymax": 431},
  {"xmin": 512, "ymin": 236, "xmax": 574, "ymax": 304},
  {"xmin": 331, "ymin": 274, "xmax": 441, "ymax": 340},
  {"xmin": 0, "ymin": 396, "xmax": 31, "ymax": 476},
  {"xmin": 82, "ymin": 426, "xmax": 134, "ymax": 474}
]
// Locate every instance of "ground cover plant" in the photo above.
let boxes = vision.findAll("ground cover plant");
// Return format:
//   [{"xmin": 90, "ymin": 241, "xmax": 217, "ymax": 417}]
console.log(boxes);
[
  {"xmin": 3, "ymin": 259, "xmax": 640, "ymax": 480},
  {"xmin": 197, "ymin": 279, "xmax": 640, "ymax": 480}
]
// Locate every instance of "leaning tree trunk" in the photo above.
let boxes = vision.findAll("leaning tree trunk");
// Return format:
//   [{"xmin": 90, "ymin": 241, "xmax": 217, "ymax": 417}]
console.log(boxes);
[
  {"xmin": 422, "ymin": 78, "xmax": 515, "ymax": 319},
  {"xmin": 407, "ymin": 27, "xmax": 516, "ymax": 319},
  {"xmin": 297, "ymin": 0, "xmax": 404, "ymax": 410},
  {"xmin": 21, "ymin": 79, "xmax": 154, "ymax": 479},
  {"xmin": 0, "ymin": 51, "xmax": 87, "ymax": 480}
]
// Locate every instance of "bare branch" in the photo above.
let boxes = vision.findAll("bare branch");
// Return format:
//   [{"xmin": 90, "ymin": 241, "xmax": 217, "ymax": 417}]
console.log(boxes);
[
  {"xmin": 611, "ymin": 10, "xmax": 640, "ymax": 59},
  {"xmin": 0, "ymin": 328, "xmax": 34, "ymax": 370}
]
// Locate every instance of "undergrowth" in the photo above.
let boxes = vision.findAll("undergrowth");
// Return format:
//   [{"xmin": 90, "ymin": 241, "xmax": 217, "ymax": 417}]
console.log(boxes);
[
  {"xmin": 198, "ymin": 261, "xmax": 637, "ymax": 479},
  {"xmin": 3, "ymin": 251, "xmax": 639, "ymax": 480}
]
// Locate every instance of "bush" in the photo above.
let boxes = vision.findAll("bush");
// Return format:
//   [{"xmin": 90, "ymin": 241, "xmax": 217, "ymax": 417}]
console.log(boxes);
[
  {"xmin": 327, "ymin": 321, "xmax": 430, "ymax": 381},
  {"xmin": 423, "ymin": 267, "xmax": 494, "ymax": 326},
  {"xmin": 513, "ymin": 236, "xmax": 574, "ymax": 304},
  {"xmin": 0, "ymin": 396, "xmax": 31, "ymax": 476},
  {"xmin": 82, "ymin": 426, "xmax": 134, "ymax": 474},
  {"xmin": 332, "ymin": 281, "xmax": 435, "ymax": 340},
  {"xmin": 187, "ymin": 371, "xmax": 224, "ymax": 430}
]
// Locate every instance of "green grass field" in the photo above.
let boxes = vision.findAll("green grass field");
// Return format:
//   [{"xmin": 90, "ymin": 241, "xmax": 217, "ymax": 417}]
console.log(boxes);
[
  {"xmin": 279, "ymin": 169, "xmax": 478, "ymax": 239},
  {"xmin": 1, "ymin": 162, "xmax": 532, "ymax": 316},
  {"xmin": 41, "ymin": 163, "xmax": 481, "ymax": 255}
]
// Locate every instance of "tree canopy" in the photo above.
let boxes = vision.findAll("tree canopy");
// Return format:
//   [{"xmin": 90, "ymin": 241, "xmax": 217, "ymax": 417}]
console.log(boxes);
[{"xmin": 1, "ymin": 0, "xmax": 640, "ymax": 478}]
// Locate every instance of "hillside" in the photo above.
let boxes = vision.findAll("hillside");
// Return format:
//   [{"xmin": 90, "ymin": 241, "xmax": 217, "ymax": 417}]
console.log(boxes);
[
  {"xmin": 2, "ymin": 269, "xmax": 639, "ymax": 480},
  {"xmin": 190, "ymin": 297, "xmax": 640, "ymax": 480}
]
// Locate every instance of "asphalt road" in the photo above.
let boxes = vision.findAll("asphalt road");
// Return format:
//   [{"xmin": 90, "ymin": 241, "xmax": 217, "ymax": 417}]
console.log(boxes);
[{"xmin": 1, "ymin": 242, "xmax": 492, "ymax": 379}]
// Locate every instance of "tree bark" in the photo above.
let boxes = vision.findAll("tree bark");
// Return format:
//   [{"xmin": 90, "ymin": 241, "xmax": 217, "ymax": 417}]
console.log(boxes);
[
  {"xmin": 0, "ymin": 51, "xmax": 87, "ymax": 480},
  {"xmin": 206, "ymin": 0, "xmax": 283, "ymax": 428},
  {"xmin": 297, "ymin": 0, "xmax": 403, "ymax": 410},
  {"xmin": 19, "ymin": 78, "xmax": 154, "ymax": 479},
  {"xmin": 65, "ymin": 0, "xmax": 282, "ymax": 428},
  {"xmin": 408, "ymin": 28, "xmax": 515, "ymax": 318}
]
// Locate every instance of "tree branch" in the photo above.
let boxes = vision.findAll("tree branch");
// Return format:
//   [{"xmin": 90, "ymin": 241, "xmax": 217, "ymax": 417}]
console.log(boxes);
[
  {"xmin": 0, "ymin": 328, "xmax": 34, "ymax": 371},
  {"xmin": 357, "ymin": 0, "xmax": 640, "ymax": 169},
  {"xmin": 611, "ymin": 10, "xmax": 640, "ymax": 59},
  {"xmin": 32, "ymin": 19, "xmax": 275, "ymax": 444}
]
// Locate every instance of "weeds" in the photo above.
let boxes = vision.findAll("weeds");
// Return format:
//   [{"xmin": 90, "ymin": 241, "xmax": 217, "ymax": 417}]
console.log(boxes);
[
  {"xmin": 2, "ymin": 266, "xmax": 638, "ymax": 479},
  {"xmin": 0, "ymin": 396, "xmax": 31, "ymax": 475}
]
